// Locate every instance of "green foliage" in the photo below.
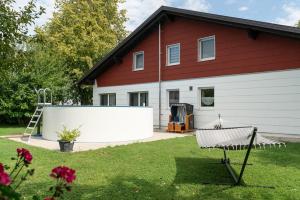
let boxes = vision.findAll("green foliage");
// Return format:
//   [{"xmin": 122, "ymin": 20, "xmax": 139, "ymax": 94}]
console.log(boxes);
[
  {"xmin": 57, "ymin": 126, "xmax": 81, "ymax": 142},
  {"xmin": 0, "ymin": 0, "xmax": 44, "ymax": 124},
  {"xmin": 0, "ymin": 70, "xmax": 37, "ymax": 124},
  {"xmin": 0, "ymin": 185, "xmax": 21, "ymax": 200},
  {"xmin": 0, "ymin": 0, "xmax": 44, "ymax": 81},
  {"xmin": 297, "ymin": 20, "xmax": 300, "ymax": 28},
  {"xmin": 36, "ymin": 0, "xmax": 127, "ymax": 103},
  {"xmin": 1, "ymin": 0, "xmax": 127, "ymax": 124},
  {"xmin": 25, "ymin": 41, "xmax": 73, "ymax": 102}
]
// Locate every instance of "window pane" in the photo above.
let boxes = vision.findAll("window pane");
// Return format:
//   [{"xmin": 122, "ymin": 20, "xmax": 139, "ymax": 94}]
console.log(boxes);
[
  {"xmin": 109, "ymin": 94, "xmax": 116, "ymax": 106},
  {"xmin": 135, "ymin": 53, "xmax": 144, "ymax": 69},
  {"xmin": 168, "ymin": 45, "xmax": 180, "ymax": 64},
  {"xmin": 169, "ymin": 90, "xmax": 179, "ymax": 107},
  {"xmin": 100, "ymin": 94, "xmax": 108, "ymax": 106},
  {"xmin": 201, "ymin": 88, "xmax": 214, "ymax": 107},
  {"xmin": 140, "ymin": 92, "xmax": 148, "ymax": 106},
  {"xmin": 201, "ymin": 38, "xmax": 215, "ymax": 59},
  {"xmin": 129, "ymin": 93, "xmax": 139, "ymax": 106}
]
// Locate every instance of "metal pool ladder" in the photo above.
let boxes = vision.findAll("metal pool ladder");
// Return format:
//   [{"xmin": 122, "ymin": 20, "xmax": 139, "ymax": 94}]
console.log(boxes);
[{"xmin": 22, "ymin": 88, "xmax": 52, "ymax": 142}]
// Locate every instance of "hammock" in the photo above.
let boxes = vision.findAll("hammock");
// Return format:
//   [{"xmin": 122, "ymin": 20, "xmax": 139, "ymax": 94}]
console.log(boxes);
[
  {"xmin": 196, "ymin": 126, "xmax": 284, "ymax": 149},
  {"xmin": 196, "ymin": 126, "xmax": 284, "ymax": 186}
]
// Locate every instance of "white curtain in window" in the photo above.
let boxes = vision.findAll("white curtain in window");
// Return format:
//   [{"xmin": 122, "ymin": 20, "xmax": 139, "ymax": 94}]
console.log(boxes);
[
  {"xmin": 135, "ymin": 54, "xmax": 144, "ymax": 69},
  {"xmin": 140, "ymin": 92, "xmax": 148, "ymax": 106},
  {"xmin": 169, "ymin": 45, "xmax": 179, "ymax": 64},
  {"xmin": 201, "ymin": 39, "xmax": 215, "ymax": 59}
]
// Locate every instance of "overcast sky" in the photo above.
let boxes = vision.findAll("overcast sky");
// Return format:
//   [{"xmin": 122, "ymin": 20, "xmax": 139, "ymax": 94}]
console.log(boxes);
[{"xmin": 13, "ymin": 0, "xmax": 300, "ymax": 33}]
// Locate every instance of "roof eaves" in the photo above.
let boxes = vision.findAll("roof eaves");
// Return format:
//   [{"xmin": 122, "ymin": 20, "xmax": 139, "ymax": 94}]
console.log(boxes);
[{"xmin": 78, "ymin": 6, "xmax": 300, "ymax": 85}]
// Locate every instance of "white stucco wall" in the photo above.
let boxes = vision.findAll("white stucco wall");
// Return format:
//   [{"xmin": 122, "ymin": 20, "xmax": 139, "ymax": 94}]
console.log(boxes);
[
  {"xmin": 94, "ymin": 69, "xmax": 300, "ymax": 135},
  {"xmin": 42, "ymin": 106, "xmax": 153, "ymax": 142}
]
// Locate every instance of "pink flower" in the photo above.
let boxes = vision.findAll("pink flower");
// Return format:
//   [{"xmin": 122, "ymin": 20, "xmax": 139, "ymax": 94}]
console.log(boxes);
[
  {"xmin": 0, "ymin": 163, "xmax": 11, "ymax": 186},
  {"xmin": 17, "ymin": 148, "xmax": 33, "ymax": 164},
  {"xmin": 50, "ymin": 166, "xmax": 76, "ymax": 183},
  {"xmin": 0, "ymin": 163, "xmax": 4, "ymax": 173}
]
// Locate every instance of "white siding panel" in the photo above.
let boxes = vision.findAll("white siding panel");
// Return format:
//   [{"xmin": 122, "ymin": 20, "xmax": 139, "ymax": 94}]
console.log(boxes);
[
  {"xmin": 94, "ymin": 69, "xmax": 300, "ymax": 135},
  {"xmin": 161, "ymin": 69, "xmax": 300, "ymax": 134},
  {"xmin": 93, "ymin": 82, "xmax": 160, "ymax": 126}
]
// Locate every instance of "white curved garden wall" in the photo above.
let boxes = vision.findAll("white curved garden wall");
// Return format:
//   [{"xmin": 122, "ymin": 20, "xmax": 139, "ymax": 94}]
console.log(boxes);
[{"xmin": 42, "ymin": 106, "xmax": 153, "ymax": 142}]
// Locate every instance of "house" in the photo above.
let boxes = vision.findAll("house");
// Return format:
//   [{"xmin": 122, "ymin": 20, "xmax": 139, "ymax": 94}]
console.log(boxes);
[{"xmin": 79, "ymin": 6, "xmax": 300, "ymax": 135}]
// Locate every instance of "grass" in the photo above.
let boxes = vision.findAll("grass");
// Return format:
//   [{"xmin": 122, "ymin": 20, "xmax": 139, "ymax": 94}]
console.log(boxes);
[
  {"xmin": 0, "ymin": 127, "xmax": 300, "ymax": 199},
  {"xmin": 0, "ymin": 125, "xmax": 25, "ymax": 136}
]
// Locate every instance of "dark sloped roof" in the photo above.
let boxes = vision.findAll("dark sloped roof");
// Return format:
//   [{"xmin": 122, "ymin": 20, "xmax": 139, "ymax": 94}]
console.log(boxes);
[{"xmin": 79, "ymin": 6, "xmax": 300, "ymax": 85}]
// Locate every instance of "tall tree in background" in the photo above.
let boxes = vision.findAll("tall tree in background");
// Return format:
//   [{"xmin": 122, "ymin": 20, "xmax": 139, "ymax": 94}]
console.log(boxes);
[
  {"xmin": 0, "ymin": 0, "xmax": 44, "ymax": 124},
  {"xmin": 0, "ymin": 0, "xmax": 44, "ymax": 80},
  {"xmin": 36, "ymin": 0, "xmax": 127, "ymax": 103},
  {"xmin": 297, "ymin": 20, "xmax": 300, "ymax": 28}
]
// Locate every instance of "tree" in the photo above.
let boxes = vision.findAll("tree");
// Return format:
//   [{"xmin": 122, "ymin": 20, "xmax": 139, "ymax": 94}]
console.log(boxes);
[
  {"xmin": 0, "ymin": 0, "xmax": 44, "ymax": 80},
  {"xmin": 36, "ymin": 0, "xmax": 127, "ymax": 103},
  {"xmin": 0, "ymin": 0, "xmax": 44, "ymax": 124},
  {"xmin": 297, "ymin": 20, "xmax": 300, "ymax": 28}
]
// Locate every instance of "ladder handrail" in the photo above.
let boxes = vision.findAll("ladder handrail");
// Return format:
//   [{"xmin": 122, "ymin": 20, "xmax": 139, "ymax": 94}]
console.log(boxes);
[
  {"xmin": 23, "ymin": 88, "xmax": 53, "ymax": 142},
  {"xmin": 44, "ymin": 88, "xmax": 52, "ymax": 104},
  {"xmin": 36, "ymin": 88, "xmax": 52, "ymax": 105}
]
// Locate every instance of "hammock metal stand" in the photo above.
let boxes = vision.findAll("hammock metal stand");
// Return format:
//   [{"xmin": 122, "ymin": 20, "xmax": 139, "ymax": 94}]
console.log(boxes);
[
  {"xmin": 196, "ymin": 122, "xmax": 282, "ymax": 188},
  {"xmin": 221, "ymin": 127, "xmax": 257, "ymax": 186}
]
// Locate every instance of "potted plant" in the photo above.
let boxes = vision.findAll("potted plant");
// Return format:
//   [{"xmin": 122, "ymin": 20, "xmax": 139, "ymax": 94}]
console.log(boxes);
[{"xmin": 57, "ymin": 126, "xmax": 80, "ymax": 152}]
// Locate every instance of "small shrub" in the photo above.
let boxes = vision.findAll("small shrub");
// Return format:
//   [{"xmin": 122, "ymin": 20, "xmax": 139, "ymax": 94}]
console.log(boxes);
[{"xmin": 57, "ymin": 126, "xmax": 80, "ymax": 142}]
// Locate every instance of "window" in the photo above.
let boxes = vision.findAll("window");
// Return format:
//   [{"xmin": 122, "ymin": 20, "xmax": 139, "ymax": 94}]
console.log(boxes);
[
  {"xmin": 200, "ymin": 88, "xmax": 214, "ymax": 107},
  {"xmin": 167, "ymin": 43, "xmax": 180, "ymax": 66},
  {"xmin": 139, "ymin": 92, "xmax": 148, "ymax": 107},
  {"xmin": 129, "ymin": 92, "xmax": 148, "ymax": 107},
  {"xmin": 168, "ymin": 90, "xmax": 179, "ymax": 107},
  {"xmin": 129, "ymin": 93, "xmax": 139, "ymax": 106},
  {"xmin": 100, "ymin": 93, "xmax": 116, "ymax": 106},
  {"xmin": 133, "ymin": 51, "xmax": 144, "ymax": 70},
  {"xmin": 198, "ymin": 36, "xmax": 215, "ymax": 61}
]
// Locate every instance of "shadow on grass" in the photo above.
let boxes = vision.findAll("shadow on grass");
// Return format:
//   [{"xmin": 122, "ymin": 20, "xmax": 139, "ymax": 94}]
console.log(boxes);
[
  {"xmin": 174, "ymin": 157, "xmax": 234, "ymax": 185},
  {"xmin": 22, "ymin": 176, "xmax": 176, "ymax": 200},
  {"xmin": 23, "ymin": 175, "xmax": 240, "ymax": 200}
]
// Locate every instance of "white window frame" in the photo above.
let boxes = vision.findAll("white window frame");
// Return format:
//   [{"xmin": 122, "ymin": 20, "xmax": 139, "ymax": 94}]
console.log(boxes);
[
  {"xmin": 166, "ymin": 43, "xmax": 180, "ymax": 66},
  {"xmin": 128, "ymin": 91, "xmax": 149, "ymax": 107},
  {"xmin": 133, "ymin": 51, "xmax": 144, "ymax": 71},
  {"xmin": 198, "ymin": 35, "xmax": 216, "ymax": 62},
  {"xmin": 167, "ymin": 89, "xmax": 180, "ymax": 108},
  {"xmin": 100, "ymin": 93, "xmax": 116, "ymax": 106},
  {"xmin": 198, "ymin": 87, "xmax": 215, "ymax": 109}
]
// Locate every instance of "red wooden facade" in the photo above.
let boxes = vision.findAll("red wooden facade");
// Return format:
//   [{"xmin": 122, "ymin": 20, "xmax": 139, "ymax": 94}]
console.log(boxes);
[{"xmin": 96, "ymin": 17, "xmax": 300, "ymax": 87}]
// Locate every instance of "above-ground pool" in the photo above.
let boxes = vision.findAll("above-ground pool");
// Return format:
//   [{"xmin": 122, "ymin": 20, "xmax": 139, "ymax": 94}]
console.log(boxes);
[{"xmin": 42, "ymin": 106, "xmax": 153, "ymax": 142}]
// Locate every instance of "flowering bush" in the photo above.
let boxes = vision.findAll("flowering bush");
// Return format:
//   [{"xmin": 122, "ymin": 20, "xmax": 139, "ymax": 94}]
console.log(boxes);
[
  {"xmin": 0, "ymin": 148, "xmax": 76, "ymax": 200},
  {"xmin": 44, "ymin": 166, "xmax": 76, "ymax": 200},
  {"xmin": 0, "ymin": 163, "xmax": 11, "ymax": 186},
  {"xmin": 17, "ymin": 148, "xmax": 33, "ymax": 164}
]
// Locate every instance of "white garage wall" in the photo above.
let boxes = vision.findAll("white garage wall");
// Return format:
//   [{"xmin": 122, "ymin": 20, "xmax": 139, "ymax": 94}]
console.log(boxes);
[{"xmin": 94, "ymin": 69, "xmax": 300, "ymax": 135}]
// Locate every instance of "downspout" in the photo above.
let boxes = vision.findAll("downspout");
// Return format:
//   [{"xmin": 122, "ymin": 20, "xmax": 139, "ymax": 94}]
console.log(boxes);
[{"xmin": 158, "ymin": 22, "xmax": 162, "ymax": 129}]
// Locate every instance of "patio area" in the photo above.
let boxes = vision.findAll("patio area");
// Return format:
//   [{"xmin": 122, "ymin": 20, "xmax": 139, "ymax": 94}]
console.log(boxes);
[{"xmin": 3, "ymin": 132, "xmax": 192, "ymax": 152}]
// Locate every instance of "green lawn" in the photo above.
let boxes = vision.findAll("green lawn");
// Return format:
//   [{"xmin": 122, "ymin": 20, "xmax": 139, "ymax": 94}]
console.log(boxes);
[
  {"xmin": 0, "ymin": 125, "xmax": 25, "ymax": 136},
  {"xmin": 0, "ymin": 128, "xmax": 299, "ymax": 199}
]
